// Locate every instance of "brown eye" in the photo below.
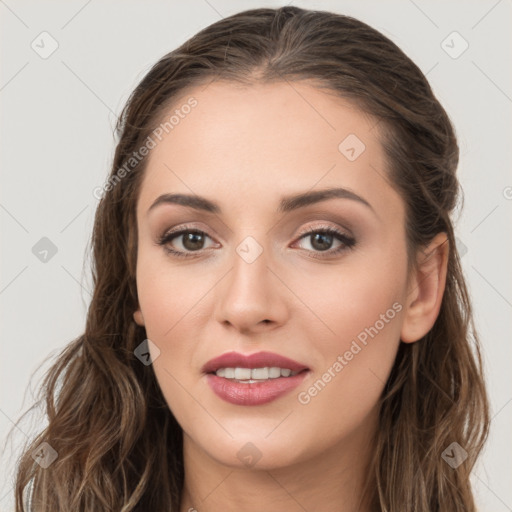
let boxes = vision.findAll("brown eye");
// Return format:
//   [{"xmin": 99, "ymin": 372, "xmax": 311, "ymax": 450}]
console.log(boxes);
[
  {"xmin": 294, "ymin": 227, "xmax": 356, "ymax": 258},
  {"xmin": 179, "ymin": 231, "xmax": 207, "ymax": 251},
  {"xmin": 157, "ymin": 228, "xmax": 216, "ymax": 258},
  {"xmin": 307, "ymin": 232, "xmax": 335, "ymax": 251}
]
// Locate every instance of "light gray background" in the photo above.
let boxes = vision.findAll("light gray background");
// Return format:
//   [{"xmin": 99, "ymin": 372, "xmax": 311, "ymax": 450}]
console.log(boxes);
[{"xmin": 1, "ymin": 1, "xmax": 511, "ymax": 510}]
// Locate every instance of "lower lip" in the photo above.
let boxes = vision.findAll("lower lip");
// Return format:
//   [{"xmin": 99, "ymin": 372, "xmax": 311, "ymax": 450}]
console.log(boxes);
[{"xmin": 205, "ymin": 371, "xmax": 309, "ymax": 406}]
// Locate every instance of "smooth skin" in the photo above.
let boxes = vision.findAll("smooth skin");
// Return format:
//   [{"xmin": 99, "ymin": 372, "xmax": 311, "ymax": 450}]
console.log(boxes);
[{"xmin": 133, "ymin": 80, "xmax": 449, "ymax": 512}]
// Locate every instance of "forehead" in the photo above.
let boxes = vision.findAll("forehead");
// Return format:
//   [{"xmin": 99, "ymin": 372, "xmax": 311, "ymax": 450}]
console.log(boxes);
[{"xmin": 137, "ymin": 80, "xmax": 404, "ymax": 223}]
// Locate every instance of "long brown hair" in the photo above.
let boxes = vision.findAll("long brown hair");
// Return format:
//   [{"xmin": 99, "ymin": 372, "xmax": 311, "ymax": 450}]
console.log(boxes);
[{"xmin": 10, "ymin": 6, "xmax": 489, "ymax": 511}]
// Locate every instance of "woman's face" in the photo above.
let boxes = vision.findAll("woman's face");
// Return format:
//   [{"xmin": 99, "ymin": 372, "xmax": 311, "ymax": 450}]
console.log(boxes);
[{"xmin": 134, "ymin": 80, "xmax": 411, "ymax": 470}]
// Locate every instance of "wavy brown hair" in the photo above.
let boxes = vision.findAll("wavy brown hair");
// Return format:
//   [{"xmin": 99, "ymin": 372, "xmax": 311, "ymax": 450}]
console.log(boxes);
[{"xmin": 9, "ymin": 6, "xmax": 489, "ymax": 511}]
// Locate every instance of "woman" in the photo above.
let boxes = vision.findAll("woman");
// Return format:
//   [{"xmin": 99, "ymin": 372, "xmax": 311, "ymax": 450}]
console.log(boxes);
[{"xmin": 13, "ymin": 6, "xmax": 489, "ymax": 511}]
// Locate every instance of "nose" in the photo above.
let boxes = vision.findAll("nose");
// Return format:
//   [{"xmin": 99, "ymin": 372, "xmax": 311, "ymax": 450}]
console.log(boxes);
[{"xmin": 213, "ymin": 239, "xmax": 289, "ymax": 335}]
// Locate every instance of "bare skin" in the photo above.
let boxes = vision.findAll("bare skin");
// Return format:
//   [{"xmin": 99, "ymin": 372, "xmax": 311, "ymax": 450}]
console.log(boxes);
[{"xmin": 133, "ymin": 80, "xmax": 449, "ymax": 512}]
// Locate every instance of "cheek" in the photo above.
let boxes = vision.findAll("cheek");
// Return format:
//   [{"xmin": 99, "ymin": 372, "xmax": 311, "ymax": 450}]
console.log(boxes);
[
  {"xmin": 134, "ymin": 252, "xmax": 212, "ymax": 393},
  {"xmin": 135, "ymin": 250, "xmax": 202, "ymax": 338},
  {"xmin": 135, "ymin": 258, "xmax": 202, "ymax": 429},
  {"xmin": 297, "ymin": 243, "xmax": 407, "ymax": 346},
  {"xmin": 293, "ymin": 303, "xmax": 403, "ymax": 455},
  {"xmin": 292, "ymin": 248, "xmax": 406, "ymax": 421}
]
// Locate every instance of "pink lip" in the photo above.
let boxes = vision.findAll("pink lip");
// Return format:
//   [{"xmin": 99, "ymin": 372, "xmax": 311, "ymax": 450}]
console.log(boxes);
[
  {"xmin": 201, "ymin": 350, "xmax": 309, "ymax": 374},
  {"xmin": 202, "ymin": 351, "xmax": 310, "ymax": 406},
  {"xmin": 206, "ymin": 372, "xmax": 308, "ymax": 406}
]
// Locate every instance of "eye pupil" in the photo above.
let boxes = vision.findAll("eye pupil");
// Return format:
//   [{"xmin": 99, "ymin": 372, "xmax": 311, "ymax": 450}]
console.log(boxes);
[
  {"xmin": 183, "ymin": 232, "xmax": 204, "ymax": 251},
  {"xmin": 311, "ymin": 233, "xmax": 333, "ymax": 251}
]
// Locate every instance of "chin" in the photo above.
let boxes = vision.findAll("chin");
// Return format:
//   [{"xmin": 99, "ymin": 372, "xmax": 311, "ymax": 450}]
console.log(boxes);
[{"xmin": 195, "ymin": 431, "xmax": 310, "ymax": 471}]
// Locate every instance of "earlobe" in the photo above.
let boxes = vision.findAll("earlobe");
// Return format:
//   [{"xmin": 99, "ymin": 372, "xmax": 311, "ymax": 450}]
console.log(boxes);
[
  {"xmin": 133, "ymin": 309, "xmax": 145, "ymax": 326},
  {"xmin": 400, "ymin": 233, "xmax": 449, "ymax": 343}
]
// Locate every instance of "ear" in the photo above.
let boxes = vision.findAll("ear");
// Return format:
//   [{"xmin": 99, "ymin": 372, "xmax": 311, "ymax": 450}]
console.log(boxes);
[
  {"xmin": 133, "ymin": 308, "xmax": 145, "ymax": 326},
  {"xmin": 400, "ymin": 232, "xmax": 449, "ymax": 343}
]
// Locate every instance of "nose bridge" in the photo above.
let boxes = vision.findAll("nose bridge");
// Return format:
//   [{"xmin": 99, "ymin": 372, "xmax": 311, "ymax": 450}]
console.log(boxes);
[
  {"xmin": 214, "ymin": 233, "xmax": 286, "ymax": 331},
  {"xmin": 228, "ymin": 234, "xmax": 273, "ymax": 305}
]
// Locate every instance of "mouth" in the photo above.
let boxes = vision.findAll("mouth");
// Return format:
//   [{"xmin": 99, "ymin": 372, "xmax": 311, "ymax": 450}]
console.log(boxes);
[{"xmin": 202, "ymin": 351, "xmax": 310, "ymax": 405}]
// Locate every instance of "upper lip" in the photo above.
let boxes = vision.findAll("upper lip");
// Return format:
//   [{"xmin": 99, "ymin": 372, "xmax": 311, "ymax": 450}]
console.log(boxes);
[{"xmin": 202, "ymin": 351, "xmax": 309, "ymax": 374}]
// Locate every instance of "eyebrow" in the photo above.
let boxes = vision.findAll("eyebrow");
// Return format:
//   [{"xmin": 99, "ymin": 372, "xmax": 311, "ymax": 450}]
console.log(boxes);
[{"xmin": 147, "ymin": 187, "xmax": 375, "ymax": 216}]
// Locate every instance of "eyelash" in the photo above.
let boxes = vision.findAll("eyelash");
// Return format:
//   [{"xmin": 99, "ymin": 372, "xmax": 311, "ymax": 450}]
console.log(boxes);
[{"xmin": 156, "ymin": 224, "xmax": 356, "ymax": 260}]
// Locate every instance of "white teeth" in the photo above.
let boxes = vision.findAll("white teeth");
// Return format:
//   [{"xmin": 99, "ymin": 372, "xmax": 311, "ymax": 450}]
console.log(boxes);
[
  {"xmin": 268, "ymin": 367, "xmax": 281, "ymax": 378},
  {"xmin": 234, "ymin": 368, "xmax": 251, "ymax": 380},
  {"xmin": 214, "ymin": 366, "xmax": 300, "ymax": 380},
  {"xmin": 252, "ymin": 367, "xmax": 269, "ymax": 379}
]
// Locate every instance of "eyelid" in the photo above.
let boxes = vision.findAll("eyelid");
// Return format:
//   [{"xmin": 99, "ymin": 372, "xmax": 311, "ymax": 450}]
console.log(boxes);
[
  {"xmin": 294, "ymin": 221, "xmax": 353, "ymax": 239},
  {"xmin": 159, "ymin": 220, "xmax": 352, "ymax": 240},
  {"xmin": 159, "ymin": 223, "xmax": 216, "ymax": 241}
]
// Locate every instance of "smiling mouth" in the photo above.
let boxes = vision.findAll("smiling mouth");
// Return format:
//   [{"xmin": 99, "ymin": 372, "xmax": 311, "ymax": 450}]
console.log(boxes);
[
  {"xmin": 202, "ymin": 351, "xmax": 310, "ymax": 404},
  {"xmin": 205, "ymin": 369, "xmax": 310, "ymax": 406}
]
